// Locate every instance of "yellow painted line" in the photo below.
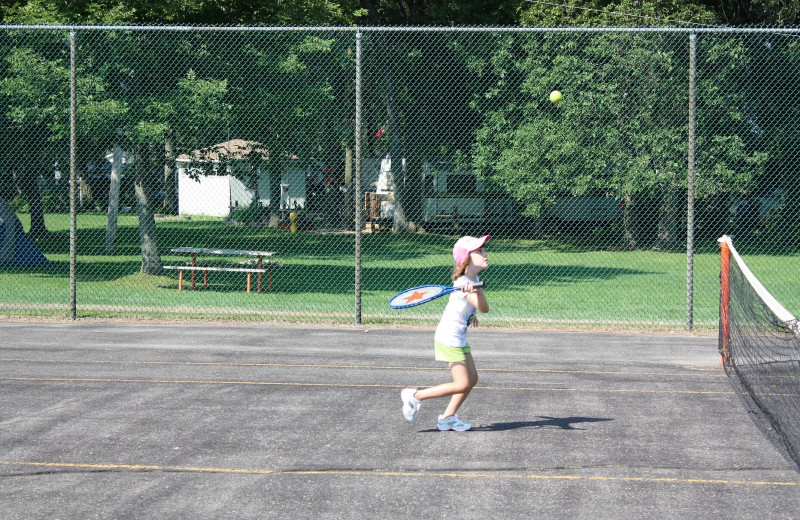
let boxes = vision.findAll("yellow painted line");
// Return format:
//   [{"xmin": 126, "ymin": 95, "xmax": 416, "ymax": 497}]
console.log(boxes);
[
  {"xmin": 0, "ymin": 375, "xmax": 737, "ymax": 395},
  {"xmin": 0, "ymin": 376, "xmax": 385, "ymax": 389},
  {"xmin": 0, "ymin": 357, "xmax": 722, "ymax": 378},
  {"xmin": 0, "ymin": 460, "xmax": 797, "ymax": 487}
]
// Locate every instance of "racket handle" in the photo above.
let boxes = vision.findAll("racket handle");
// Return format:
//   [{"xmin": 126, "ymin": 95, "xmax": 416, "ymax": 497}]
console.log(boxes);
[{"xmin": 474, "ymin": 281, "xmax": 485, "ymax": 288}]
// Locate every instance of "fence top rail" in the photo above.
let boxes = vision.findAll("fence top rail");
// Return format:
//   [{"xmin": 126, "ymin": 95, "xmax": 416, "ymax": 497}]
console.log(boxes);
[{"xmin": 1, "ymin": 24, "xmax": 799, "ymax": 35}]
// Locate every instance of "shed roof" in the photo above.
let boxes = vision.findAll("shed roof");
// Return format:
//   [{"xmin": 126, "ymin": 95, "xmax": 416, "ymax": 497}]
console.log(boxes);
[{"xmin": 176, "ymin": 139, "xmax": 270, "ymax": 163}]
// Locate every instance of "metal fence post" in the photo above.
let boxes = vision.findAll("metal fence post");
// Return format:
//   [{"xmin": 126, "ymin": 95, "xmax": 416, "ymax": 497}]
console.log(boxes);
[
  {"xmin": 354, "ymin": 29, "xmax": 363, "ymax": 325},
  {"xmin": 69, "ymin": 29, "xmax": 77, "ymax": 320},
  {"xmin": 0, "ymin": 25, "xmax": 797, "ymax": 328},
  {"xmin": 686, "ymin": 32, "xmax": 697, "ymax": 331}
]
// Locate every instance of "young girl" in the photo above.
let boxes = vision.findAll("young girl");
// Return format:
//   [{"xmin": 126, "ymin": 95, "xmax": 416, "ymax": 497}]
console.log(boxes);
[{"xmin": 401, "ymin": 235, "xmax": 490, "ymax": 431}]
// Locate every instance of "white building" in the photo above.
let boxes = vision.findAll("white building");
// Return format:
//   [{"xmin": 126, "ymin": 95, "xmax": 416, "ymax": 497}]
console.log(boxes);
[
  {"xmin": 421, "ymin": 159, "xmax": 515, "ymax": 223},
  {"xmin": 361, "ymin": 155, "xmax": 399, "ymax": 219},
  {"xmin": 361, "ymin": 156, "xmax": 517, "ymax": 223},
  {"xmin": 176, "ymin": 139, "xmax": 305, "ymax": 217}
]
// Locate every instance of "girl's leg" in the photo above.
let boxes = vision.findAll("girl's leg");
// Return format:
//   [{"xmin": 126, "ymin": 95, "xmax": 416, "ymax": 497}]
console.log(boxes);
[
  {"xmin": 442, "ymin": 354, "xmax": 478, "ymax": 418},
  {"xmin": 414, "ymin": 354, "xmax": 478, "ymax": 416}
]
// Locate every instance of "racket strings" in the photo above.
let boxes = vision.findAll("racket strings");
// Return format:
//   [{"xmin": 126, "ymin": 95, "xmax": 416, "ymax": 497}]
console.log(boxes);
[{"xmin": 389, "ymin": 286, "xmax": 448, "ymax": 308}]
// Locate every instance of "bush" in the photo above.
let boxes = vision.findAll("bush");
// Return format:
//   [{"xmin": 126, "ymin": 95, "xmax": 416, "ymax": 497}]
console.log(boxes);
[{"xmin": 228, "ymin": 203, "xmax": 268, "ymax": 225}]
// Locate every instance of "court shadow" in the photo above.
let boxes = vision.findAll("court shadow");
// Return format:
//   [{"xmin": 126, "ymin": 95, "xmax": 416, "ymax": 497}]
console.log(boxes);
[
  {"xmin": 474, "ymin": 416, "xmax": 614, "ymax": 431},
  {"xmin": 419, "ymin": 416, "xmax": 613, "ymax": 432}
]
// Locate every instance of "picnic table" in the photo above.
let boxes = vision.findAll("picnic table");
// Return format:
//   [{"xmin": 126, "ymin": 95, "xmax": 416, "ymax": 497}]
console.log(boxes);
[{"xmin": 164, "ymin": 247, "xmax": 281, "ymax": 293}]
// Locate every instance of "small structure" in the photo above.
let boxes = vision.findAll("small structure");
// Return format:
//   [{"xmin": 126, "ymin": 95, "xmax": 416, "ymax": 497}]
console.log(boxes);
[
  {"xmin": 176, "ymin": 139, "xmax": 305, "ymax": 217},
  {"xmin": 0, "ymin": 197, "xmax": 49, "ymax": 266},
  {"xmin": 422, "ymin": 159, "xmax": 515, "ymax": 224}
]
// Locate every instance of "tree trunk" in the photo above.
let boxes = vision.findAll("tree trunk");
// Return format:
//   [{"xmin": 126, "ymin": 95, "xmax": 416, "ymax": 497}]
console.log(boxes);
[
  {"xmin": 268, "ymin": 161, "xmax": 282, "ymax": 227},
  {"xmin": 402, "ymin": 152, "xmax": 424, "ymax": 232},
  {"xmin": 105, "ymin": 145, "xmax": 123, "ymax": 253},
  {"xmin": 375, "ymin": 32, "xmax": 419, "ymax": 234},
  {"xmin": 134, "ymin": 145, "xmax": 163, "ymax": 274},
  {"xmin": 622, "ymin": 194, "xmax": 638, "ymax": 250},
  {"xmin": 391, "ymin": 154, "xmax": 412, "ymax": 232},
  {"xmin": 655, "ymin": 187, "xmax": 679, "ymax": 251},
  {"xmin": 79, "ymin": 177, "xmax": 95, "ymax": 209},
  {"xmin": 343, "ymin": 143, "xmax": 353, "ymax": 229},
  {"xmin": 387, "ymin": 97, "xmax": 421, "ymax": 233},
  {"xmin": 19, "ymin": 168, "xmax": 52, "ymax": 241},
  {"xmin": 0, "ymin": 196, "xmax": 18, "ymax": 264},
  {"xmin": 163, "ymin": 130, "xmax": 176, "ymax": 215}
]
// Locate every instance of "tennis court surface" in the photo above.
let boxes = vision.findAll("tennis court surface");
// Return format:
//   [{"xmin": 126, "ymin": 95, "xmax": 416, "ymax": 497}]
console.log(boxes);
[{"xmin": 1, "ymin": 322, "xmax": 799, "ymax": 519}]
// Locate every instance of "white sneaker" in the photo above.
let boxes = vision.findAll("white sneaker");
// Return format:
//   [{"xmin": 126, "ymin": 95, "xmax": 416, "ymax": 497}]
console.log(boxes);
[
  {"xmin": 401, "ymin": 388, "xmax": 421, "ymax": 423},
  {"xmin": 437, "ymin": 414, "xmax": 472, "ymax": 431}
]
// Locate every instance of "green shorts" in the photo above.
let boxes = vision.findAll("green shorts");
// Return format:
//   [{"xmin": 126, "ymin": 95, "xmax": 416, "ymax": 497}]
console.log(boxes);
[{"xmin": 434, "ymin": 340, "xmax": 471, "ymax": 363}]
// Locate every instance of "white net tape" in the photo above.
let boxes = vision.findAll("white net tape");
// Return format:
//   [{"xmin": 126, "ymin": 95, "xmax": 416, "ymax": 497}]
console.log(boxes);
[{"xmin": 719, "ymin": 235, "xmax": 799, "ymax": 336}]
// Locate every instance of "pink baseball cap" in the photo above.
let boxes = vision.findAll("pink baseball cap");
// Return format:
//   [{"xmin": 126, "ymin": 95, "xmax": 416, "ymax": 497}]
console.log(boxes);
[{"xmin": 452, "ymin": 235, "xmax": 490, "ymax": 265}]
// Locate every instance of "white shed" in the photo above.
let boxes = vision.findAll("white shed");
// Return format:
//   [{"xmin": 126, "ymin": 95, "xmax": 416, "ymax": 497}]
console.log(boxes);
[{"xmin": 176, "ymin": 139, "xmax": 305, "ymax": 217}]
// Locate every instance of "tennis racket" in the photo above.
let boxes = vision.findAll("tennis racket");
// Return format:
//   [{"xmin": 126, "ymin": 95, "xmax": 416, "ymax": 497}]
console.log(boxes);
[{"xmin": 389, "ymin": 281, "xmax": 484, "ymax": 309}]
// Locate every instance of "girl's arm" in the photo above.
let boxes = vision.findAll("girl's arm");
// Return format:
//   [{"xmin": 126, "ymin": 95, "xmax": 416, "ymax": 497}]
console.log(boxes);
[{"xmin": 464, "ymin": 286, "xmax": 489, "ymax": 313}]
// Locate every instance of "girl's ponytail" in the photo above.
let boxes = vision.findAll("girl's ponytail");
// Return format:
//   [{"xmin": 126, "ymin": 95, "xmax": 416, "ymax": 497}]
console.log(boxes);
[{"xmin": 452, "ymin": 257, "xmax": 470, "ymax": 281}]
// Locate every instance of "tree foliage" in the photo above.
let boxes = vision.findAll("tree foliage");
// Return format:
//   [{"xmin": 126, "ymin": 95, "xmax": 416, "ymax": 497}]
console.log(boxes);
[
  {"xmin": 0, "ymin": 0, "xmax": 798, "ymax": 255},
  {"xmin": 468, "ymin": 29, "xmax": 773, "ymax": 248}
]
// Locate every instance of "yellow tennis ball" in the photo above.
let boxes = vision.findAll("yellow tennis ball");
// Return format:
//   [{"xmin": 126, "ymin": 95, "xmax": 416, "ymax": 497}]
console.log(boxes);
[{"xmin": 549, "ymin": 90, "xmax": 563, "ymax": 103}]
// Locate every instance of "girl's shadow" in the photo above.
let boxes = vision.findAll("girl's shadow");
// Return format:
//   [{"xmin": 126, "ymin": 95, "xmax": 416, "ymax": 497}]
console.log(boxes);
[{"xmin": 420, "ymin": 416, "xmax": 612, "ymax": 432}]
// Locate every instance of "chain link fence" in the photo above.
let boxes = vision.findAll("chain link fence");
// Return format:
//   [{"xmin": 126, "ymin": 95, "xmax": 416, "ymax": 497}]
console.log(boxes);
[{"xmin": 0, "ymin": 25, "xmax": 798, "ymax": 329}]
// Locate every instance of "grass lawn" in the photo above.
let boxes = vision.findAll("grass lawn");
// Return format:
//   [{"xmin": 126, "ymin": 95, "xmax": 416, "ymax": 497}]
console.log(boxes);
[{"xmin": 1, "ymin": 213, "xmax": 797, "ymax": 329}]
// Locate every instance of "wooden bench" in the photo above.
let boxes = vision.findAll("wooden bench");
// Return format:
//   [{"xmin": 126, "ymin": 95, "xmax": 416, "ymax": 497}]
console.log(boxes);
[
  {"xmin": 163, "ymin": 262, "xmax": 284, "ymax": 293},
  {"xmin": 166, "ymin": 247, "xmax": 282, "ymax": 293}
]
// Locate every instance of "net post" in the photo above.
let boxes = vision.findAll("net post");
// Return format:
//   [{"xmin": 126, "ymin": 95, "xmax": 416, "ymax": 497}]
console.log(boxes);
[{"xmin": 718, "ymin": 236, "xmax": 731, "ymax": 365}]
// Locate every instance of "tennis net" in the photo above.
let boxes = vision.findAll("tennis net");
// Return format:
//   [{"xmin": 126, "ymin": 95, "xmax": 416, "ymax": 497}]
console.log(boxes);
[{"xmin": 718, "ymin": 236, "xmax": 800, "ymax": 471}]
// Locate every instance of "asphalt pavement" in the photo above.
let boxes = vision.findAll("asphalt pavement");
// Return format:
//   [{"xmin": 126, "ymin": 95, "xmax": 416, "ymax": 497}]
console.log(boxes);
[{"xmin": 1, "ymin": 322, "xmax": 798, "ymax": 519}]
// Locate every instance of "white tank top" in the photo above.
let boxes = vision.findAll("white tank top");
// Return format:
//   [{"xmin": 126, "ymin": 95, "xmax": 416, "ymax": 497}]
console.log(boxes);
[{"xmin": 434, "ymin": 275, "xmax": 480, "ymax": 347}]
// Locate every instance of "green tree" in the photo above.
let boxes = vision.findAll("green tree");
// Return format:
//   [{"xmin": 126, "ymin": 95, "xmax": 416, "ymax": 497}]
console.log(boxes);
[
  {"xmin": 1, "ymin": 0, "xmax": 357, "ymax": 25},
  {"xmin": 0, "ymin": 40, "xmax": 66, "ymax": 240},
  {"xmin": 1, "ymin": 0, "xmax": 361, "ymax": 270},
  {"xmin": 86, "ymin": 29, "xmax": 235, "ymax": 272},
  {"xmin": 0, "ymin": 30, "xmax": 127, "ymax": 239},
  {"xmin": 220, "ymin": 30, "xmax": 355, "ymax": 225},
  {"xmin": 518, "ymin": 0, "xmax": 719, "ymax": 27},
  {"xmin": 470, "ymin": 30, "xmax": 770, "ymax": 248},
  {"xmin": 696, "ymin": 32, "xmax": 800, "ymax": 245},
  {"xmin": 357, "ymin": 0, "xmax": 519, "ymax": 25},
  {"xmin": 352, "ymin": 0, "xmax": 521, "ymax": 232},
  {"xmin": 717, "ymin": 0, "xmax": 799, "ymax": 24}
]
